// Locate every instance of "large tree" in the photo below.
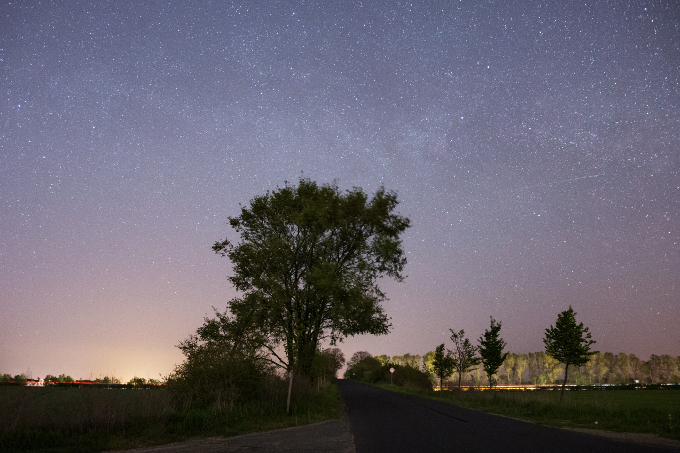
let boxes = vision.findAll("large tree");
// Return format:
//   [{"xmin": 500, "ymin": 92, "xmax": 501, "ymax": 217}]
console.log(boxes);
[
  {"xmin": 213, "ymin": 178, "xmax": 410, "ymax": 377},
  {"xmin": 449, "ymin": 329, "xmax": 480, "ymax": 388},
  {"xmin": 543, "ymin": 306, "xmax": 596, "ymax": 398},
  {"xmin": 477, "ymin": 317, "xmax": 508, "ymax": 389}
]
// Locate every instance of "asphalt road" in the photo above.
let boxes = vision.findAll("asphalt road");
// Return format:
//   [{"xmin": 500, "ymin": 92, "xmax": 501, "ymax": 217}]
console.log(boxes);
[{"xmin": 337, "ymin": 379, "xmax": 679, "ymax": 453}]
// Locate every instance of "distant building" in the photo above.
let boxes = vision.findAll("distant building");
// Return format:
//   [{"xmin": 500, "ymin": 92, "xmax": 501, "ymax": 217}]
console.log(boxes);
[{"xmin": 25, "ymin": 377, "xmax": 44, "ymax": 387}]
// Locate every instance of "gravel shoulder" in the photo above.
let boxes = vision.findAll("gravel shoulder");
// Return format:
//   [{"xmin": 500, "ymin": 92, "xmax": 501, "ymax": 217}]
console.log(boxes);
[
  {"xmin": 561, "ymin": 428, "xmax": 680, "ymax": 451},
  {"xmin": 114, "ymin": 416, "xmax": 355, "ymax": 453}
]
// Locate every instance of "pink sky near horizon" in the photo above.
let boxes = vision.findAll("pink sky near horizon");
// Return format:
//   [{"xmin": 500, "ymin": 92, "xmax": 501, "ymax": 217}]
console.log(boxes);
[{"xmin": 1, "ymin": 0, "xmax": 678, "ymax": 383}]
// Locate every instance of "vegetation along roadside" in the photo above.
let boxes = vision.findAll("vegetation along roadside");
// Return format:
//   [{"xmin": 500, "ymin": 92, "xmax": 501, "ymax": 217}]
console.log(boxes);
[
  {"xmin": 375, "ymin": 383, "xmax": 680, "ymax": 441},
  {"xmin": 0, "ymin": 378, "xmax": 343, "ymax": 453}
]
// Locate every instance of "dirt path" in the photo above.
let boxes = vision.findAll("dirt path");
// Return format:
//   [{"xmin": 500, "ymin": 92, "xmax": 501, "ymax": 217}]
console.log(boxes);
[{"xmin": 115, "ymin": 416, "xmax": 355, "ymax": 452}]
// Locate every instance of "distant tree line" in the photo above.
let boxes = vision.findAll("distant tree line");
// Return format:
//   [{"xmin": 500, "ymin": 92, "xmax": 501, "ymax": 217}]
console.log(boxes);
[
  {"xmin": 0, "ymin": 374, "xmax": 29, "ymax": 386},
  {"xmin": 343, "ymin": 351, "xmax": 432, "ymax": 391},
  {"xmin": 0, "ymin": 373, "xmax": 165, "ymax": 388},
  {"xmin": 346, "ymin": 307, "xmax": 679, "ymax": 389},
  {"xmin": 346, "ymin": 350, "xmax": 680, "ymax": 388}
]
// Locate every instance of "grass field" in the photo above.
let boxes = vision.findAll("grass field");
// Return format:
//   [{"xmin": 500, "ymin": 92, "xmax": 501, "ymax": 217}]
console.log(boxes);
[
  {"xmin": 378, "ymin": 384, "xmax": 680, "ymax": 440},
  {"xmin": 0, "ymin": 384, "xmax": 343, "ymax": 452}
]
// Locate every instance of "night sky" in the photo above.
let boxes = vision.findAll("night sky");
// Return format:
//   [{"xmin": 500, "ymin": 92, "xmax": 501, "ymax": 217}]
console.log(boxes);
[{"xmin": 1, "ymin": 1, "xmax": 678, "ymax": 382}]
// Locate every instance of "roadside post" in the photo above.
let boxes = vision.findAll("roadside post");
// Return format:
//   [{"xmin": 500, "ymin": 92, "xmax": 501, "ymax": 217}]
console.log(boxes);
[{"xmin": 390, "ymin": 367, "xmax": 395, "ymax": 385}]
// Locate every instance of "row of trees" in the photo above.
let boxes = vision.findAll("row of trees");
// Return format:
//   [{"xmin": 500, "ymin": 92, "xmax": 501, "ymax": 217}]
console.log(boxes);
[
  {"xmin": 364, "ymin": 307, "xmax": 678, "ymax": 395},
  {"xmin": 0, "ymin": 374, "xmax": 31, "ymax": 385},
  {"xmin": 1, "ymin": 373, "xmax": 165, "ymax": 386},
  {"xmin": 344, "ymin": 351, "xmax": 432, "ymax": 390},
  {"xmin": 365, "ymin": 350, "xmax": 680, "ymax": 388},
  {"xmin": 504, "ymin": 351, "xmax": 680, "ymax": 386},
  {"xmin": 425, "ymin": 306, "xmax": 596, "ymax": 397},
  {"xmin": 0, "ymin": 373, "xmax": 75, "ymax": 385},
  {"xmin": 429, "ymin": 317, "xmax": 509, "ymax": 390}
]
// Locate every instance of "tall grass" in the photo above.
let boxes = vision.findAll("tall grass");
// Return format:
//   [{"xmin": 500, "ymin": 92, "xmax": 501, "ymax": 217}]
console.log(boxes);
[
  {"xmin": 0, "ymin": 381, "xmax": 343, "ymax": 453},
  {"xmin": 378, "ymin": 384, "xmax": 680, "ymax": 440}
]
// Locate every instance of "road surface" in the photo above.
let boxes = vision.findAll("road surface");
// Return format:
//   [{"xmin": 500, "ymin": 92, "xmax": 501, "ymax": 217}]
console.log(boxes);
[{"xmin": 337, "ymin": 379, "xmax": 679, "ymax": 453}]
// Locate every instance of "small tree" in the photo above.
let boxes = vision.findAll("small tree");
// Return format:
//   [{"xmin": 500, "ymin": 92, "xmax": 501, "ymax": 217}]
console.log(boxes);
[
  {"xmin": 478, "ymin": 317, "xmax": 508, "ymax": 389},
  {"xmin": 449, "ymin": 329, "xmax": 480, "ymax": 388},
  {"xmin": 422, "ymin": 350, "xmax": 436, "ymax": 377},
  {"xmin": 128, "ymin": 376, "xmax": 147, "ymax": 386},
  {"xmin": 168, "ymin": 309, "xmax": 277, "ymax": 411},
  {"xmin": 13, "ymin": 374, "xmax": 27, "ymax": 386},
  {"xmin": 346, "ymin": 351, "xmax": 373, "ymax": 369},
  {"xmin": 375, "ymin": 355, "xmax": 391, "ymax": 366},
  {"xmin": 514, "ymin": 354, "xmax": 529, "ymax": 384},
  {"xmin": 321, "ymin": 348, "xmax": 346, "ymax": 379},
  {"xmin": 44, "ymin": 374, "xmax": 58, "ymax": 385},
  {"xmin": 432, "ymin": 344, "xmax": 455, "ymax": 391},
  {"xmin": 344, "ymin": 352, "xmax": 381, "ymax": 381},
  {"xmin": 543, "ymin": 306, "xmax": 596, "ymax": 398},
  {"xmin": 312, "ymin": 348, "xmax": 346, "ymax": 384},
  {"xmin": 503, "ymin": 353, "xmax": 516, "ymax": 384}
]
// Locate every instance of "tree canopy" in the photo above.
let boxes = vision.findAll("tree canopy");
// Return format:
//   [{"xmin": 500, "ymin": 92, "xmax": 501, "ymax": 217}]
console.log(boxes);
[
  {"xmin": 543, "ymin": 305, "xmax": 596, "ymax": 397},
  {"xmin": 432, "ymin": 343, "xmax": 455, "ymax": 391},
  {"xmin": 477, "ymin": 317, "xmax": 508, "ymax": 389},
  {"xmin": 212, "ymin": 178, "xmax": 410, "ymax": 376},
  {"xmin": 449, "ymin": 329, "xmax": 480, "ymax": 388}
]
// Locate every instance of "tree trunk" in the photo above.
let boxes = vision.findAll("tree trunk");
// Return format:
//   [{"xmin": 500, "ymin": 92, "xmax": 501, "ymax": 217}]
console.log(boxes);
[
  {"xmin": 560, "ymin": 363, "xmax": 569, "ymax": 401},
  {"xmin": 286, "ymin": 372, "xmax": 293, "ymax": 415}
]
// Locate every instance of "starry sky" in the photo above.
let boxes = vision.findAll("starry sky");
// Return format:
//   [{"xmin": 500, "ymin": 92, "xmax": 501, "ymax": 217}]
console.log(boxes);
[{"xmin": 1, "ymin": 1, "xmax": 678, "ymax": 382}]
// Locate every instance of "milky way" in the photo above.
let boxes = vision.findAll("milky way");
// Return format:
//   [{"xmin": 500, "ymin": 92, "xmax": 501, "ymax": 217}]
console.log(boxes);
[{"xmin": 1, "ymin": 1, "xmax": 678, "ymax": 381}]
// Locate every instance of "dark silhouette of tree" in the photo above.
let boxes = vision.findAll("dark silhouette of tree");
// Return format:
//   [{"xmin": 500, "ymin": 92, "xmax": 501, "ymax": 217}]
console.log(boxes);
[
  {"xmin": 347, "ymin": 351, "xmax": 373, "ymax": 369},
  {"xmin": 432, "ymin": 343, "xmax": 455, "ymax": 391},
  {"xmin": 212, "ymin": 178, "xmax": 410, "ymax": 378},
  {"xmin": 315, "ymin": 347, "xmax": 345, "ymax": 381},
  {"xmin": 449, "ymin": 329, "xmax": 480, "ymax": 388},
  {"xmin": 323, "ymin": 348, "xmax": 346, "ymax": 376},
  {"xmin": 344, "ymin": 352, "xmax": 382, "ymax": 381},
  {"xmin": 169, "ymin": 314, "xmax": 276, "ymax": 411},
  {"xmin": 543, "ymin": 306, "xmax": 596, "ymax": 399},
  {"xmin": 478, "ymin": 317, "xmax": 508, "ymax": 389}
]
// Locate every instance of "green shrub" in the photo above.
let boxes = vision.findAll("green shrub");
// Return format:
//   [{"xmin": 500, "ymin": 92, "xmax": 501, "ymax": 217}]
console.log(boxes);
[
  {"xmin": 386, "ymin": 364, "xmax": 433, "ymax": 391},
  {"xmin": 345, "ymin": 358, "xmax": 432, "ymax": 391},
  {"xmin": 167, "ymin": 346, "xmax": 279, "ymax": 412},
  {"xmin": 344, "ymin": 356, "xmax": 382, "ymax": 381}
]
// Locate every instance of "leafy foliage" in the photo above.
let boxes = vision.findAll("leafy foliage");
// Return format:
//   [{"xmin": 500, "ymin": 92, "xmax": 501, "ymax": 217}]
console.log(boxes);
[
  {"xmin": 431, "ymin": 344, "xmax": 455, "ymax": 390},
  {"xmin": 449, "ymin": 329, "xmax": 481, "ymax": 388},
  {"xmin": 477, "ymin": 317, "xmax": 509, "ymax": 389},
  {"xmin": 344, "ymin": 352, "xmax": 382, "ymax": 381},
  {"xmin": 384, "ymin": 364, "xmax": 432, "ymax": 390},
  {"xmin": 311, "ymin": 348, "xmax": 346, "ymax": 383},
  {"xmin": 344, "ymin": 352, "xmax": 431, "ymax": 390},
  {"xmin": 168, "ymin": 309, "xmax": 278, "ymax": 411},
  {"xmin": 212, "ymin": 178, "xmax": 410, "ymax": 376},
  {"xmin": 346, "ymin": 351, "xmax": 374, "ymax": 369},
  {"xmin": 543, "ymin": 306, "xmax": 596, "ymax": 397},
  {"xmin": 375, "ymin": 354, "xmax": 391, "ymax": 366},
  {"xmin": 422, "ymin": 350, "xmax": 436, "ymax": 379}
]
